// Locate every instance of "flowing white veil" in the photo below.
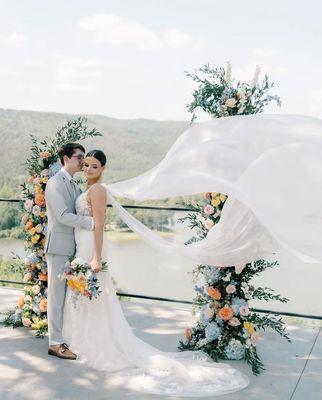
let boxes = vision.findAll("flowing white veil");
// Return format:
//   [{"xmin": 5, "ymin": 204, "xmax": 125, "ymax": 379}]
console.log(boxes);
[{"xmin": 105, "ymin": 114, "xmax": 322, "ymax": 266}]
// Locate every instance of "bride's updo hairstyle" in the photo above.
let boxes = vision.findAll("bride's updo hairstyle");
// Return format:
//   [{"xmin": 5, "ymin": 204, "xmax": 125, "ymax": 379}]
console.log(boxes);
[{"xmin": 86, "ymin": 149, "xmax": 107, "ymax": 166}]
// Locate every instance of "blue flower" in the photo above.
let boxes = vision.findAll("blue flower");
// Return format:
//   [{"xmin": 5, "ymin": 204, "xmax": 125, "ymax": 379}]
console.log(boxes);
[
  {"xmin": 194, "ymin": 285, "xmax": 204, "ymax": 294},
  {"xmin": 205, "ymin": 322, "xmax": 222, "ymax": 342},
  {"xmin": 231, "ymin": 297, "xmax": 247, "ymax": 315},
  {"xmin": 49, "ymin": 160, "xmax": 62, "ymax": 178},
  {"xmin": 200, "ymin": 305, "xmax": 213, "ymax": 326},
  {"xmin": 203, "ymin": 265, "xmax": 220, "ymax": 284},
  {"xmin": 225, "ymin": 339, "xmax": 245, "ymax": 360},
  {"xmin": 26, "ymin": 252, "xmax": 39, "ymax": 265}
]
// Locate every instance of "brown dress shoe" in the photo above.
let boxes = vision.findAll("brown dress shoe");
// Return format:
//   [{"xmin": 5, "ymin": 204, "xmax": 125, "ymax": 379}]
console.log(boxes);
[{"xmin": 48, "ymin": 343, "xmax": 77, "ymax": 360}]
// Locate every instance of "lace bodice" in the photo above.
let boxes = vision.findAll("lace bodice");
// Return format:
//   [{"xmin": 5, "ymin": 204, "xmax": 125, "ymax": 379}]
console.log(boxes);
[{"xmin": 76, "ymin": 191, "xmax": 92, "ymax": 216}]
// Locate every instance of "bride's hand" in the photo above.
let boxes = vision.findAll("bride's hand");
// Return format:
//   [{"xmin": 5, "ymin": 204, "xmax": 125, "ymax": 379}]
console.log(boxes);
[{"xmin": 90, "ymin": 258, "xmax": 102, "ymax": 273}]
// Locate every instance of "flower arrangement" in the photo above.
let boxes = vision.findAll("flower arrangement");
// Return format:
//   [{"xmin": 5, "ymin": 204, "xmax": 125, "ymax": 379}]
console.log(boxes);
[
  {"xmin": 178, "ymin": 192, "xmax": 290, "ymax": 374},
  {"xmin": 3, "ymin": 117, "xmax": 101, "ymax": 337},
  {"xmin": 59, "ymin": 257, "xmax": 108, "ymax": 307},
  {"xmin": 186, "ymin": 62, "xmax": 281, "ymax": 122},
  {"xmin": 179, "ymin": 65, "xmax": 286, "ymax": 374}
]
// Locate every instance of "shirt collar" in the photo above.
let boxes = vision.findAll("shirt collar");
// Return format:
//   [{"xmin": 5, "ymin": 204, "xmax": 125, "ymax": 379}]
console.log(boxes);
[{"xmin": 60, "ymin": 167, "xmax": 73, "ymax": 182}]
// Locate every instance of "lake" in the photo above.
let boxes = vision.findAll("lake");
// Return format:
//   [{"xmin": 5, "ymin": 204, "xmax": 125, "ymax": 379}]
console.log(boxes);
[{"xmin": 1, "ymin": 234, "xmax": 321, "ymax": 317}]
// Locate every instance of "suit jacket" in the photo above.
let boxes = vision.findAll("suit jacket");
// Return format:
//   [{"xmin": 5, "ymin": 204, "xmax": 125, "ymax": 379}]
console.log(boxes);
[{"xmin": 44, "ymin": 170, "xmax": 93, "ymax": 256}]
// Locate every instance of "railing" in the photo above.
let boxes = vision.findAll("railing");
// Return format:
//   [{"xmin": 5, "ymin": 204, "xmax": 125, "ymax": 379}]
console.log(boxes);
[{"xmin": 1, "ymin": 198, "xmax": 322, "ymax": 321}]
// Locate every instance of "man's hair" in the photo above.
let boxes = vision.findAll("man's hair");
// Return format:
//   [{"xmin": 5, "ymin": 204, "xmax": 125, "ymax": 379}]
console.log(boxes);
[{"xmin": 58, "ymin": 143, "xmax": 85, "ymax": 165}]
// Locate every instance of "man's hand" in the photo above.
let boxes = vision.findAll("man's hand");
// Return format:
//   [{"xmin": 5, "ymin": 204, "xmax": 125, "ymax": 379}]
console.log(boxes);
[{"xmin": 90, "ymin": 258, "xmax": 102, "ymax": 273}]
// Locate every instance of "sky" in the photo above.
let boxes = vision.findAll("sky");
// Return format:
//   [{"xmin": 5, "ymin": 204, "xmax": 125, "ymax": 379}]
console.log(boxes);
[{"xmin": 0, "ymin": 0, "xmax": 321, "ymax": 121}]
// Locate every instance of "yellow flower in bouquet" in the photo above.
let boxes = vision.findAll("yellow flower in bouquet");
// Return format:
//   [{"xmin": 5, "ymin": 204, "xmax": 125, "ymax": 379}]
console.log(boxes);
[
  {"xmin": 67, "ymin": 278, "xmax": 86, "ymax": 294},
  {"xmin": 41, "ymin": 177, "xmax": 48, "ymax": 184},
  {"xmin": 243, "ymin": 321, "xmax": 255, "ymax": 335},
  {"xmin": 35, "ymin": 224, "xmax": 42, "ymax": 233},
  {"xmin": 212, "ymin": 197, "xmax": 220, "ymax": 207},
  {"xmin": 31, "ymin": 234, "xmax": 40, "ymax": 244},
  {"xmin": 29, "ymin": 227, "xmax": 36, "ymax": 235},
  {"xmin": 39, "ymin": 211, "xmax": 46, "ymax": 218},
  {"xmin": 219, "ymin": 194, "xmax": 227, "ymax": 202}
]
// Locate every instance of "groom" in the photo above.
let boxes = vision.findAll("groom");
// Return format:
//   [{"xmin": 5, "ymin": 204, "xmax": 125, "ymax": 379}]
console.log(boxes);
[{"xmin": 44, "ymin": 143, "xmax": 94, "ymax": 360}]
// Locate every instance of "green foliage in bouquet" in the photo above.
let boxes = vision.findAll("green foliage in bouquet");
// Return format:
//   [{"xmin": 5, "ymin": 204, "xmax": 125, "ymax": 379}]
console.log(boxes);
[
  {"xmin": 186, "ymin": 62, "xmax": 281, "ymax": 122},
  {"xmin": 2, "ymin": 117, "xmax": 101, "ymax": 337}
]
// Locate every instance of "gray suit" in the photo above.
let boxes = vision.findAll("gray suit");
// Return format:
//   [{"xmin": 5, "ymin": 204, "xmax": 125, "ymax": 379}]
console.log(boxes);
[{"xmin": 45, "ymin": 170, "xmax": 93, "ymax": 345}]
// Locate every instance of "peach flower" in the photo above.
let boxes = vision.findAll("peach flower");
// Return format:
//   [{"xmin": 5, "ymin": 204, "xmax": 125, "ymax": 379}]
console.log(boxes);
[
  {"xmin": 204, "ymin": 219, "xmax": 214, "ymax": 230},
  {"xmin": 18, "ymin": 296, "xmax": 25, "ymax": 308},
  {"xmin": 25, "ymin": 221, "xmax": 33, "ymax": 230},
  {"xmin": 40, "ymin": 151, "xmax": 51, "ymax": 159},
  {"xmin": 204, "ymin": 192, "xmax": 212, "ymax": 200},
  {"xmin": 35, "ymin": 193, "xmax": 45, "ymax": 207},
  {"xmin": 185, "ymin": 327, "xmax": 192, "ymax": 341},
  {"xmin": 218, "ymin": 306, "xmax": 234, "ymax": 321},
  {"xmin": 207, "ymin": 287, "xmax": 222, "ymax": 300},
  {"xmin": 23, "ymin": 273, "xmax": 32, "ymax": 282},
  {"xmin": 21, "ymin": 213, "xmax": 29, "ymax": 224},
  {"xmin": 39, "ymin": 298, "xmax": 47, "ymax": 313},
  {"xmin": 22, "ymin": 317, "xmax": 32, "ymax": 327}
]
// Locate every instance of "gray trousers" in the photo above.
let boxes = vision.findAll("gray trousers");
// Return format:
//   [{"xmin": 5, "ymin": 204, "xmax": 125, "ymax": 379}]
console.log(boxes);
[{"xmin": 46, "ymin": 254, "xmax": 68, "ymax": 345}]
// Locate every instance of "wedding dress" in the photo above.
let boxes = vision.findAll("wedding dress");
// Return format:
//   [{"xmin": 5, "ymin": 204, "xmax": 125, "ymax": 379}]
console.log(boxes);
[{"xmin": 62, "ymin": 190, "xmax": 249, "ymax": 397}]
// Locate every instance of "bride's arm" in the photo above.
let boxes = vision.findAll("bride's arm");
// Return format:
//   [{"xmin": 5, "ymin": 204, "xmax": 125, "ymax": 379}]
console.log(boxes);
[{"xmin": 88, "ymin": 184, "xmax": 107, "ymax": 273}]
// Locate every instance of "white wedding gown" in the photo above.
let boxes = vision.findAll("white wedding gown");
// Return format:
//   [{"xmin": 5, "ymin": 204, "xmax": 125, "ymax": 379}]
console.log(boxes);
[{"xmin": 62, "ymin": 191, "xmax": 249, "ymax": 397}]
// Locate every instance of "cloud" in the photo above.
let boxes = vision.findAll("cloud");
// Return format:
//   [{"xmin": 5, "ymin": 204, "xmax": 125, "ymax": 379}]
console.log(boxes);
[
  {"xmin": 78, "ymin": 13, "xmax": 202, "ymax": 51},
  {"xmin": 53, "ymin": 55, "xmax": 102, "ymax": 80},
  {"xmin": 0, "ymin": 31, "xmax": 28, "ymax": 46},
  {"xmin": 51, "ymin": 55, "xmax": 102, "ymax": 93}
]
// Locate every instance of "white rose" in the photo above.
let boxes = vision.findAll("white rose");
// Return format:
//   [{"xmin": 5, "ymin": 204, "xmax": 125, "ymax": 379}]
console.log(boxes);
[
  {"xmin": 235, "ymin": 265, "xmax": 245, "ymax": 274},
  {"xmin": 225, "ymin": 98, "xmax": 237, "ymax": 108}
]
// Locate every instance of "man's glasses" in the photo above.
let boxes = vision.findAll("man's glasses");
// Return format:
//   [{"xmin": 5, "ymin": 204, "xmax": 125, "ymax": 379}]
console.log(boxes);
[{"xmin": 71, "ymin": 154, "xmax": 85, "ymax": 160}]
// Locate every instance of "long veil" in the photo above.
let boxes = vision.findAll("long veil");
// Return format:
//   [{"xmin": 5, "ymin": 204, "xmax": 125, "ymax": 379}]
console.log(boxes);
[{"xmin": 106, "ymin": 114, "xmax": 322, "ymax": 266}]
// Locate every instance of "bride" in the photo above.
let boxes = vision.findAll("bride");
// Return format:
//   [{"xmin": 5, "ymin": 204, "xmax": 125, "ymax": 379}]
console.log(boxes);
[{"xmin": 62, "ymin": 149, "xmax": 249, "ymax": 397}]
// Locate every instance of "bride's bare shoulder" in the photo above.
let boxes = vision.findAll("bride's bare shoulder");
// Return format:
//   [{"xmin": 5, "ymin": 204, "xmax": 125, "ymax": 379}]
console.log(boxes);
[{"xmin": 88, "ymin": 183, "xmax": 106, "ymax": 198}]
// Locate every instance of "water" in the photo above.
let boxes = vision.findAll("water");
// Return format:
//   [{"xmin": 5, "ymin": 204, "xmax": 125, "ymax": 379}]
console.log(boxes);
[{"xmin": 1, "ymin": 236, "xmax": 322, "ymax": 316}]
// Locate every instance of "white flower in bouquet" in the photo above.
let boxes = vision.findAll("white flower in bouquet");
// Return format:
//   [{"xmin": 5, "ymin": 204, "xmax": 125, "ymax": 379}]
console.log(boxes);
[
  {"xmin": 32, "ymin": 285, "xmax": 41, "ymax": 295},
  {"xmin": 251, "ymin": 65, "xmax": 261, "ymax": 87},
  {"xmin": 228, "ymin": 317, "xmax": 241, "ymax": 327},
  {"xmin": 235, "ymin": 265, "xmax": 245, "ymax": 274},
  {"xmin": 222, "ymin": 273, "xmax": 231, "ymax": 282},
  {"xmin": 204, "ymin": 306, "xmax": 215, "ymax": 319},
  {"xmin": 225, "ymin": 61, "xmax": 232, "ymax": 86},
  {"xmin": 225, "ymin": 98, "xmax": 237, "ymax": 108}
]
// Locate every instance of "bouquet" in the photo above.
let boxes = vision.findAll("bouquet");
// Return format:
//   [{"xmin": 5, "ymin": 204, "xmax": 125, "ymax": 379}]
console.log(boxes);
[{"xmin": 59, "ymin": 257, "xmax": 108, "ymax": 307}]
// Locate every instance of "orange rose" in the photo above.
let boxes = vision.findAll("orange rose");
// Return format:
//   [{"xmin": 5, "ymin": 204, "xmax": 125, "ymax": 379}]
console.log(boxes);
[
  {"xmin": 204, "ymin": 192, "xmax": 212, "ymax": 200},
  {"xmin": 25, "ymin": 221, "xmax": 33, "ymax": 230},
  {"xmin": 18, "ymin": 296, "xmax": 25, "ymax": 308},
  {"xmin": 41, "ymin": 237, "xmax": 46, "ymax": 246},
  {"xmin": 39, "ymin": 298, "xmax": 47, "ymax": 313},
  {"xmin": 218, "ymin": 306, "xmax": 234, "ymax": 321},
  {"xmin": 38, "ymin": 273, "xmax": 47, "ymax": 281},
  {"xmin": 207, "ymin": 287, "xmax": 222, "ymax": 300},
  {"xmin": 35, "ymin": 194, "xmax": 45, "ymax": 207},
  {"xmin": 40, "ymin": 151, "xmax": 51, "ymax": 159}
]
